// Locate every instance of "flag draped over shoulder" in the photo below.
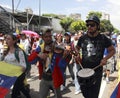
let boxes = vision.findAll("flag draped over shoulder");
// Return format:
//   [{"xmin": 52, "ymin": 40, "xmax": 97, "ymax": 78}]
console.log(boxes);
[{"xmin": 0, "ymin": 61, "xmax": 22, "ymax": 98}]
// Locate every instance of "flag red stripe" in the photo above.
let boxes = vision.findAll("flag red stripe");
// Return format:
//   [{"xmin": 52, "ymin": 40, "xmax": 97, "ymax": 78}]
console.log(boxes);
[{"xmin": 0, "ymin": 87, "xmax": 9, "ymax": 98}]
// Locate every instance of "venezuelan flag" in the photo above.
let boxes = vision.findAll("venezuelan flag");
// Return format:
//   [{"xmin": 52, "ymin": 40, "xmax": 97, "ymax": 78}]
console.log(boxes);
[
  {"xmin": 110, "ymin": 82, "xmax": 120, "ymax": 98},
  {"xmin": 0, "ymin": 61, "xmax": 22, "ymax": 98}
]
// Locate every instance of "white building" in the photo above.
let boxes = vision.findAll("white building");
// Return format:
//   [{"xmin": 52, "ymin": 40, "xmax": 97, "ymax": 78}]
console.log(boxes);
[{"xmin": 102, "ymin": 12, "xmax": 110, "ymax": 20}]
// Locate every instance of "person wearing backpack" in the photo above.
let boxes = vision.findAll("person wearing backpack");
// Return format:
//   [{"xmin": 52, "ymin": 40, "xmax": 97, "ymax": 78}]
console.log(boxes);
[{"xmin": 3, "ymin": 33, "xmax": 31, "ymax": 98}]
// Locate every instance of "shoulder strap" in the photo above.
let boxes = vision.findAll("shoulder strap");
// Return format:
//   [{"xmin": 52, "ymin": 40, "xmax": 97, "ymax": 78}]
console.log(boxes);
[
  {"xmin": 22, "ymin": 50, "xmax": 31, "ymax": 72},
  {"xmin": 14, "ymin": 48, "xmax": 20, "ymax": 62},
  {"xmin": 14, "ymin": 47, "xmax": 31, "ymax": 72}
]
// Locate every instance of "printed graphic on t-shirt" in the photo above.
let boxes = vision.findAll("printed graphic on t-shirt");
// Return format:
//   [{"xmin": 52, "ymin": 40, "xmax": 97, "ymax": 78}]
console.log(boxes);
[
  {"xmin": 82, "ymin": 38, "xmax": 104, "ymax": 63},
  {"xmin": 87, "ymin": 42, "xmax": 96, "ymax": 57}
]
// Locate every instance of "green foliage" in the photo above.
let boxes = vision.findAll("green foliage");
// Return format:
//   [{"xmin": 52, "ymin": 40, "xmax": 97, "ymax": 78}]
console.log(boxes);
[
  {"xmin": 87, "ymin": 11, "xmax": 102, "ymax": 19},
  {"xmin": 60, "ymin": 17, "xmax": 74, "ymax": 32},
  {"xmin": 42, "ymin": 12, "xmax": 118, "ymax": 34},
  {"xmin": 113, "ymin": 28, "xmax": 120, "ymax": 34},
  {"xmin": 100, "ymin": 19, "xmax": 114, "ymax": 33},
  {"xmin": 70, "ymin": 20, "xmax": 86, "ymax": 32}
]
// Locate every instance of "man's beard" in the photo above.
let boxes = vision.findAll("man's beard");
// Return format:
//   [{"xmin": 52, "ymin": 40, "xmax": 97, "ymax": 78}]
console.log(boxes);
[
  {"xmin": 89, "ymin": 31, "xmax": 96, "ymax": 35},
  {"xmin": 88, "ymin": 29, "xmax": 97, "ymax": 36}
]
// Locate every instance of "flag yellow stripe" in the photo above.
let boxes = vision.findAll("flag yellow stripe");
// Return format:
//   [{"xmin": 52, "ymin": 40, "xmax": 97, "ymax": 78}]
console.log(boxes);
[{"xmin": 0, "ymin": 61, "xmax": 22, "ymax": 77}]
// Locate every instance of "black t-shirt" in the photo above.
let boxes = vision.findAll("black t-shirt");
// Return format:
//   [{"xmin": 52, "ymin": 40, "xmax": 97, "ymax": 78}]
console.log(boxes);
[{"xmin": 77, "ymin": 33, "xmax": 112, "ymax": 70}]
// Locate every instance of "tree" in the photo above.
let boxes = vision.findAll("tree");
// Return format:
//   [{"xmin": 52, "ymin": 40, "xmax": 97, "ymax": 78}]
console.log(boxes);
[
  {"xmin": 60, "ymin": 17, "xmax": 74, "ymax": 32},
  {"xmin": 70, "ymin": 20, "xmax": 86, "ymax": 33},
  {"xmin": 100, "ymin": 19, "xmax": 114, "ymax": 33},
  {"xmin": 87, "ymin": 11, "xmax": 102, "ymax": 19},
  {"xmin": 113, "ymin": 28, "xmax": 120, "ymax": 34}
]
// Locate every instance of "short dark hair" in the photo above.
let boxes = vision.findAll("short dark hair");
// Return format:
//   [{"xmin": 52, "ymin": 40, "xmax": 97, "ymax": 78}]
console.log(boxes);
[{"xmin": 42, "ymin": 28, "xmax": 52, "ymax": 36}]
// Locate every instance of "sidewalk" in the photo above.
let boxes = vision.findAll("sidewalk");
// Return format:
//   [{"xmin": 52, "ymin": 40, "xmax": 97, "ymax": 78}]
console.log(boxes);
[{"xmin": 101, "ymin": 71, "xmax": 118, "ymax": 98}]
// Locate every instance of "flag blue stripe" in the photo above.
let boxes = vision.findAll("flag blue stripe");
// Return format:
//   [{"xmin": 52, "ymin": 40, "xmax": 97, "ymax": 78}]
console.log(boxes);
[{"xmin": 0, "ymin": 74, "xmax": 17, "ymax": 89}]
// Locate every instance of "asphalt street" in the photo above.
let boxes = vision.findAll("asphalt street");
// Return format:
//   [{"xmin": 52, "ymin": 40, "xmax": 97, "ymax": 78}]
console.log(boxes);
[{"xmin": 6, "ymin": 59, "xmax": 119, "ymax": 98}]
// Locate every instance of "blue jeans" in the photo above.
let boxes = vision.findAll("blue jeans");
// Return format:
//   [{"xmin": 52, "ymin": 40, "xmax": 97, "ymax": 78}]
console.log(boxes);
[{"xmin": 73, "ymin": 62, "xmax": 81, "ymax": 92}]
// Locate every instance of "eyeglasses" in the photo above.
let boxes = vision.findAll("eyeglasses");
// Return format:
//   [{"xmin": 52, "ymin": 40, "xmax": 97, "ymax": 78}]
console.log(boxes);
[{"xmin": 86, "ymin": 23, "xmax": 96, "ymax": 27}]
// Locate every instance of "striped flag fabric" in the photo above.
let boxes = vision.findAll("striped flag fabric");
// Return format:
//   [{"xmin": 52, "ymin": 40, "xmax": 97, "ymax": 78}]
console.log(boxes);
[
  {"xmin": 110, "ymin": 82, "xmax": 120, "ymax": 98},
  {"xmin": 0, "ymin": 61, "xmax": 22, "ymax": 98}
]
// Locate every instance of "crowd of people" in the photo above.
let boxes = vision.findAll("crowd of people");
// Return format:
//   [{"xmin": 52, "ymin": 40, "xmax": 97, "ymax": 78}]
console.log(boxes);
[{"xmin": 0, "ymin": 15, "xmax": 119, "ymax": 98}]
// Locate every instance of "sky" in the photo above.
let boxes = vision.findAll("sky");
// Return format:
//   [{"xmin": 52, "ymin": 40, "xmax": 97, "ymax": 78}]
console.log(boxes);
[{"xmin": 0, "ymin": 0, "xmax": 120, "ymax": 30}]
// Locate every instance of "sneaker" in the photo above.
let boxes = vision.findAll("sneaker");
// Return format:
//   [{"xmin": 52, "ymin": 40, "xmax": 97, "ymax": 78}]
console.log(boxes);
[
  {"xmin": 75, "ymin": 90, "xmax": 81, "ymax": 95},
  {"xmin": 60, "ymin": 85, "xmax": 66, "ymax": 91},
  {"xmin": 106, "ymin": 77, "xmax": 110, "ymax": 84}
]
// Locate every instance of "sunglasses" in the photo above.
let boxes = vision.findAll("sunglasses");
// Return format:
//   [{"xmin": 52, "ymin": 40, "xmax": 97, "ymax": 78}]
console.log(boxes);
[{"xmin": 86, "ymin": 23, "xmax": 96, "ymax": 27}]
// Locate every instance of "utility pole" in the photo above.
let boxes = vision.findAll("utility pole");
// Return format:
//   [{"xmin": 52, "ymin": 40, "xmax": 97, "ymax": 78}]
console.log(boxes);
[
  {"xmin": 27, "ymin": 9, "xmax": 29, "ymax": 30},
  {"xmin": 12, "ymin": 0, "xmax": 14, "ymax": 13},
  {"xmin": 12, "ymin": 0, "xmax": 15, "ymax": 30},
  {"xmin": 39, "ymin": 0, "xmax": 41, "ymax": 33}
]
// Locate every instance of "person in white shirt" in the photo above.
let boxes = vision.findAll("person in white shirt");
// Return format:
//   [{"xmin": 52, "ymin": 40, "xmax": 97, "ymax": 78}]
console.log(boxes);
[
  {"xmin": 3, "ymin": 33, "xmax": 31, "ymax": 98},
  {"xmin": 20, "ymin": 34, "xmax": 31, "ymax": 55}
]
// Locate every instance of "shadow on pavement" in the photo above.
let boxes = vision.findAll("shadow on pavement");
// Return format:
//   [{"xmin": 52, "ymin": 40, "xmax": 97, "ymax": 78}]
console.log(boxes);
[{"xmin": 109, "ymin": 76, "xmax": 118, "ymax": 81}]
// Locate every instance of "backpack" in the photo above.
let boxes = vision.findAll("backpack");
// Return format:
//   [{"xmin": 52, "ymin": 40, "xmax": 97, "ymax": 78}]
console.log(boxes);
[{"xmin": 14, "ymin": 47, "xmax": 31, "ymax": 73}]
